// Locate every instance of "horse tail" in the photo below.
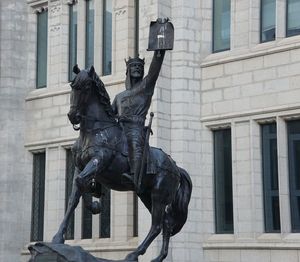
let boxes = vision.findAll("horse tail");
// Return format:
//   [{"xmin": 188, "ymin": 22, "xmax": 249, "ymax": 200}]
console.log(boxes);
[{"xmin": 170, "ymin": 167, "xmax": 192, "ymax": 236}]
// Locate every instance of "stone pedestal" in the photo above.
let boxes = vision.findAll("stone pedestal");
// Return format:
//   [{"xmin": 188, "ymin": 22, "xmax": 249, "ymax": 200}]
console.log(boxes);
[{"xmin": 28, "ymin": 243, "xmax": 137, "ymax": 262}]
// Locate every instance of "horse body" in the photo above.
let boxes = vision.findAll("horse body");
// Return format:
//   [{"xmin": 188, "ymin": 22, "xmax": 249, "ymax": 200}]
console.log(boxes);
[{"xmin": 52, "ymin": 67, "xmax": 192, "ymax": 262}]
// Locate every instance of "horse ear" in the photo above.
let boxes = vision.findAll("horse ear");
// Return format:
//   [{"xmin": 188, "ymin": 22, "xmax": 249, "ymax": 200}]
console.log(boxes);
[
  {"xmin": 88, "ymin": 65, "xmax": 95, "ymax": 77},
  {"xmin": 73, "ymin": 64, "xmax": 80, "ymax": 74}
]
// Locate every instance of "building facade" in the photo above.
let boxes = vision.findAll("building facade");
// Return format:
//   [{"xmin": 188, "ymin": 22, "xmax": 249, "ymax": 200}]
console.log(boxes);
[{"xmin": 0, "ymin": 0, "xmax": 300, "ymax": 261}]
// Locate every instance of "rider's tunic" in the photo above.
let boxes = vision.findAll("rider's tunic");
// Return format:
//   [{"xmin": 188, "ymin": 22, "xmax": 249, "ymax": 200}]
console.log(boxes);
[{"xmin": 112, "ymin": 51, "xmax": 165, "ymax": 184}]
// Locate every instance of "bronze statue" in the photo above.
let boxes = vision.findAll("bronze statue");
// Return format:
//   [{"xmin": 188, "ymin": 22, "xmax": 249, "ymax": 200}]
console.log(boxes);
[{"xmin": 49, "ymin": 19, "xmax": 192, "ymax": 262}]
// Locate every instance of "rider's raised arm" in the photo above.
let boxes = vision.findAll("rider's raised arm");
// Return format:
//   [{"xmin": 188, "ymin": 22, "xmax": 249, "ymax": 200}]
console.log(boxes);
[{"xmin": 144, "ymin": 50, "xmax": 165, "ymax": 94}]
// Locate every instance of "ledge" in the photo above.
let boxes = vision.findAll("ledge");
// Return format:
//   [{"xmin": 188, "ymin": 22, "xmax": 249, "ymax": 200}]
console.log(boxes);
[
  {"xmin": 27, "ymin": 0, "xmax": 48, "ymax": 9},
  {"xmin": 201, "ymin": 36, "xmax": 300, "ymax": 68},
  {"xmin": 25, "ymin": 136, "xmax": 77, "ymax": 150},
  {"xmin": 201, "ymin": 104, "xmax": 300, "ymax": 124},
  {"xmin": 203, "ymin": 233, "xmax": 300, "ymax": 250},
  {"xmin": 25, "ymin": 77, "xmax": 125, "ymax": 102}
]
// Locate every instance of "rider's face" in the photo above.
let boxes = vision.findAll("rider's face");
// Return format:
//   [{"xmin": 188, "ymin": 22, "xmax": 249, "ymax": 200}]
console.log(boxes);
[{"xmin": 129, "ymin": 63, "xmax": 144, "ymax": 80}]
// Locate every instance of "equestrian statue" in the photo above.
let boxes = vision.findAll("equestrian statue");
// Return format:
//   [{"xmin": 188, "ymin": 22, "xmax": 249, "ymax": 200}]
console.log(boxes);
[{"xmin": 50, "ymin": 18, "xmax": 192, "ymax": 262}]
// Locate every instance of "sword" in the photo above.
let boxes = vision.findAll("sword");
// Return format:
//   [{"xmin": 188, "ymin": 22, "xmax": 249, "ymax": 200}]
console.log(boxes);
[{"xmin": 136, "ymin": 112, "xmax": 154, "ymax": 194}]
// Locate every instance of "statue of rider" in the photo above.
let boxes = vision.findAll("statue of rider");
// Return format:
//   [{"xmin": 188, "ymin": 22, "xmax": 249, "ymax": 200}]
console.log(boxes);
[{"xmin": 112, "ymin": 49, "xmax": 166, "ymax": 192}]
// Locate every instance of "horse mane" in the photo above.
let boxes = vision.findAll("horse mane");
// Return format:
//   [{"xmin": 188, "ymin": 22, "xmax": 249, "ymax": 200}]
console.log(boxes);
[{"xmin": 91, "ymin": 71, "xmax": 115, "ymax": 119}]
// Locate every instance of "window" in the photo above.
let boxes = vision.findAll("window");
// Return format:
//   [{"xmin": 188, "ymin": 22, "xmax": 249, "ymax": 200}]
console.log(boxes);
[
  {"xmin": 287, "ymin": 120, "xmax": 300, "ymax": 232},
  {"xmin": 82, "ymin": 194, "xmax": 93, "ymax": 239},
  {"xmin": 260, "ymin": 0, "xmax": 276, "ymax": 42},
  {"xmin": 65, "ymin": 149, "xmax": 75, "ymax": 240},
  {"xmin": 287, "ymin": 0, "xmax": 300, "ymax": 37},
  {"xmin": 100, "ymin": 187, "xmax": 111, "ymax": 238},
  {"xmin": 212, "ymin": 0, "xmax": 231, "ymax": 53},
  {"xmin": 214, "ymin": 129, "xmax": 233, "ymax": 233},
  {"xmin": 85, "ymin": 0, "xmax": 94, "ymax": 68},
  {"xmin": 134, "ymin": 0, "xmax": 139, "ymax": 56},
  {"xmin": 261, "ymin": 123, "xmax": 280, "ymax": 232},
  {"xmin": 68, "ymin": 3, "xmax": 78, "ymax": 82},
  {"xmin": 31, "ymin": 152, "xmax": 46, "ymax": 242},
  {"xmin": 36, "ymin": 10, "xmax": 48, "ymax": 88},
  {"xmin": 133, "ymin": 193, "xmax": 138, "ymax": 237},
  {"xmin": 102, "ymin": 0, "xmax": 112, "ymax": 76}
]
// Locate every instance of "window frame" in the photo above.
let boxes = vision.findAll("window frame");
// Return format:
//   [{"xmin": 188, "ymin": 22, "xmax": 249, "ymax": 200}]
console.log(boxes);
[
  {"xmin": 287, "ymin": 120, "xmax": 300, "ymax": 232},
  {"xmin": 261, "ymin": 123, "xmax": 281, "ymax": 233},
  {"xmin": 30, "ymin": 152, "xmax": 46, "ymax": 242},
  {"xmin": 102, "ymin": 0, "xmax": 113, "ymax": 76},
  {"xmin": 212, "ymin": 0, "xmax": 231, "ymax": 53},
  {"xmin": 85, "ymin": 0, "xmax": 95, "ymax": 69},
  {"xmin": 68, "ymin": 1, "xmax": 78, "ymax": 82},
  {"xmin": 213, "ymin": 128, "xmax": 234, "ymax": 234},
  {"xmin": 260, "ymin": 0, "xmax": 276, "ymax": 43},
  {"xmin": 36, "ymin": 9, "xmax": 48, "ymax": 89},
  {"xmin": 65, "ymin": 148, "xmax": 75, "ymax": 240},
  {"xmin": 286, "ymin": 0, "xmax": 300, "ymax": 37}
]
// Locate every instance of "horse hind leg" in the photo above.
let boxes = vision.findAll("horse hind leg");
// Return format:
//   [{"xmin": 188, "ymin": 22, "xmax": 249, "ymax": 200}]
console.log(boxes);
[
  {"xmin": 125, "ymin": 188, "xmax": 167, "ymax": 261},
  {"xmin": 151, "ymin": 217, "xmax": 172, "ymax": 262}
]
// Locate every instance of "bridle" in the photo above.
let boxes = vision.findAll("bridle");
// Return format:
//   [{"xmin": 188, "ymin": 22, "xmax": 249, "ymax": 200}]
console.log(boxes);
[{"xmin": 70, "ymin": 79, "xmax": 117, "ymax": 132}]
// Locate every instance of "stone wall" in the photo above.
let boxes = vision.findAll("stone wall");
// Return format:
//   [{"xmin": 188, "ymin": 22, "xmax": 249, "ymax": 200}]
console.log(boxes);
[{"xmin": 0, "ymin": 1, "xmax": 35, "ymax": 261}]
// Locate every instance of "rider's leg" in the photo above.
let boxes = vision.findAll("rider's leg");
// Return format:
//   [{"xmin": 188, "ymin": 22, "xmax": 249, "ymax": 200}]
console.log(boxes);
[{"xmin": 125, "ymin": 125, "xmax": 145, "ymax": 190}]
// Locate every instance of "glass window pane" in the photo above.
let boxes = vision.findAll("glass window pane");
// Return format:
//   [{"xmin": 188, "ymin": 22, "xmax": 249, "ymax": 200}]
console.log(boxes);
[
  {"xmin": 100, "ymin": 186, "xmax": 111, "ymax": 238},
  {"xmin": 261, "ymin": 0, "xmax": 276, "ymax": 42},
  {"xmin": 134, "ymin": 0, "xmax": 139, "ymax": 56},
  {"xmin": 69, "ymin": 4, "xmax": 78, "ymax": 82},
  {"xmin": 213, "ymin": 0, "xmax": 231, "ymax": 53},
  {"xmin": 287, "ymin": 0, "xmax": 300, "ymax": 37},
  {"xmin": 214, "ymin": 129, "xmax": 233, "ymax": 233},
  {"xmin": 261, "ymin": 123, "xmax": 280, "ymax": 233},
  {"xmin": 82, "ymin": 194, "xmax": 93, "ymax": 239},
  {"xmin": 85, "ymin": 0, "xmax": 94, "ymax": 68},
  {"xmin": 288, "ymin": 120, "xmax": 300, "ymax": 232},
  {"xmin": 103, "ymin": 0, "xmax": 112, "ymax": 76},
  {"xmin": 133, "ymin": 193, "xmax": 138, "ymax": 237},
  {"xmin": 36, "ymin": 11, "xmax": 48, "ymax": 88},
  {"xmin": 65, "ymin": 149, "xmax": 75, "ymax": 240},
  {"xmin": 31, "ymin": 152, "xmax": 46, "ymax": 242}
]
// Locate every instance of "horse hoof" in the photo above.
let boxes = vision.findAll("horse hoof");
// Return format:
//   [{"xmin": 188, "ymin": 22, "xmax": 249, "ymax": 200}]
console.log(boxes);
[
  {"xmin": 125, "ymin": 252, "xmax": 138, "ymax": 261},
  {"xmin": 76, "ymin": 176, "xmax": 84, "ymax": 189},
  {"xmin": 51, "ymin": 234, "xmax": 65, "ymax": 244}
]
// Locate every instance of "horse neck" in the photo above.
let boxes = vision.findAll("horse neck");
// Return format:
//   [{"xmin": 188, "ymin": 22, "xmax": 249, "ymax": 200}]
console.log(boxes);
[{"xmin": 85, "ymin": 94, "xmax": 111, "ymax": 122}]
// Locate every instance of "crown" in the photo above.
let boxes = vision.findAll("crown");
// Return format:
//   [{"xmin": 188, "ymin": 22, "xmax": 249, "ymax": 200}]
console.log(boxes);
[{"xmin": 125, "ymin": 56, "xmax": 145, "ymax": 67}]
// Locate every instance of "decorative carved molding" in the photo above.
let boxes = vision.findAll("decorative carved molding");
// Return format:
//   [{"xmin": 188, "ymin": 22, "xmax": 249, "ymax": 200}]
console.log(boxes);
[
  {"xmin": 115, "ymin": 6, "xmax": 127, "ymax": 17},
  {"xmin": 67, "ymin": 0, "xmax": 78, "ymax": 5},
  {"xmin": 50, "ymin": 25, "xmax": 61, "ymax": 32},
  {"xmin": 34, "ymin": 6, "xmax": 48, "ymax": 14},
  {"xmin": 50, "ymin": 4, "xmax": 61, "ymax": 15}
]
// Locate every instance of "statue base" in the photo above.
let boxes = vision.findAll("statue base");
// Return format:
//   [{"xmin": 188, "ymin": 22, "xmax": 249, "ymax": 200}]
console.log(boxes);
[{"xmin": 28, "ymin": 242, "xmax": 138, "ymax": 262}]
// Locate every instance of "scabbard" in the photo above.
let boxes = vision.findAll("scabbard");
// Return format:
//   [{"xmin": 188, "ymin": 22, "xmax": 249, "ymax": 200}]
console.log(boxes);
[{"xmin": 137, "ymin": 112, "xmax": 154, "ymax": 193}]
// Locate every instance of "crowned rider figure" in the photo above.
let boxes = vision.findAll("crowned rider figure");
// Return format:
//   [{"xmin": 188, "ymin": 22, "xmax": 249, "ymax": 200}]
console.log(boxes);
[
  {"xmin": 112, "ymin": 18, "xmax": 173, "ymax": 193},
  {"xmin": 112, "ymin": 50, "xmax": 165, "ymax": 192}
]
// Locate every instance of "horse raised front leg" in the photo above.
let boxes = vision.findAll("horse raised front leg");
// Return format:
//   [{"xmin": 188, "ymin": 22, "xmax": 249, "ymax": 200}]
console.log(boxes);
[
  {"xmin": 75, "ymin": 157, "xmax": 100, "ymax": 192},
  {"xmin": 125, "ymin": 189, "xmax": 167, "ymax": 261},
  {"xmin": 52, "ymin": 168, "xmax": 81, "ymax": 244}
]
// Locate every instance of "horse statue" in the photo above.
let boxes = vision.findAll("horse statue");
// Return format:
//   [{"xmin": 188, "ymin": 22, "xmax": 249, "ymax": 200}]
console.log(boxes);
[{"xmin": 52, "ymin": 65, "xmax": 192, "ymax": 262}]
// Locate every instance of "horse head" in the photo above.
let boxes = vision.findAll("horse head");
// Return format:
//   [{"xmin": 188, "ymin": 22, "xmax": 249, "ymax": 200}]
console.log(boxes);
[{"xmin": 68, "ymin": 65, "xmax": 114, "ymax": 131}]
